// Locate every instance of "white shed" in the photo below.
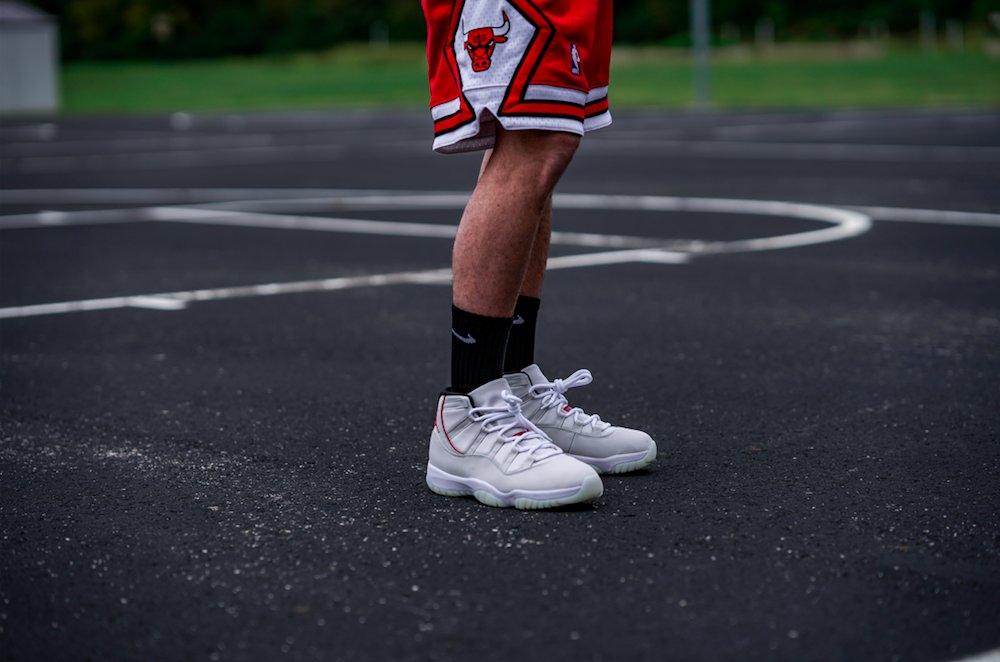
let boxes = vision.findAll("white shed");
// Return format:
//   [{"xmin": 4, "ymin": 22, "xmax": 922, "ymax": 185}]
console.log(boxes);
[{"xmin": 0, "ymin": 1, "xmax": 59, "ymax": 113}]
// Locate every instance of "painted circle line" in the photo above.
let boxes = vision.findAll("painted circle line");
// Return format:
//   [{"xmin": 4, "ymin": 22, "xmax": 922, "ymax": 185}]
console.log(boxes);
[
  {"xmin": 0, "ymin": 191, "xmax": 873, "ymax": 254},
  {"xmin": 171, "ymin": 190, "xmax": 874, "ymax": 255},
  {"xmin": 0, "ymin": 191, "xmax": 874, "ymax": 319}
]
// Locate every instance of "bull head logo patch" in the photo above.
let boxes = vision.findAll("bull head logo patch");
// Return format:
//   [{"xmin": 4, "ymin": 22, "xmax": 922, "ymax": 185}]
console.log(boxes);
[{"xmin": 462, "ymin": 12, "xmax": 511, "ymax": 72}]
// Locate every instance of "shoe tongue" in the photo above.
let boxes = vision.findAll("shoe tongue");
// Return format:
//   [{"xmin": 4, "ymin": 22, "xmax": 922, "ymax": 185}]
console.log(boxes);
[
  {"xmin": 521, "ymin": 363, "xmax": 549, "ymax": 385},
  {"xmin": 467, "ymin": 377, "xmax": 513, "ymax": 409}
]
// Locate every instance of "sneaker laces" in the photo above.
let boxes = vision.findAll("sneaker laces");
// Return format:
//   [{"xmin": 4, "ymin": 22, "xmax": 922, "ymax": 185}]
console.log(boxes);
[
  {"xmin": 469, "ymin": 390, "xmax": 562, "ymax": 460},
  {"xmin": 528, "ymin": 369, "xmax": 611, "ymax": 431}
]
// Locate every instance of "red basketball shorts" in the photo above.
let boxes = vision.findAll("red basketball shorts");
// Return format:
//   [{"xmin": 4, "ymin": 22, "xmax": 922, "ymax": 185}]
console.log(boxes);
[{"xmin": 422, "ymin": 0, "xmax": 613, "ymax": 154}]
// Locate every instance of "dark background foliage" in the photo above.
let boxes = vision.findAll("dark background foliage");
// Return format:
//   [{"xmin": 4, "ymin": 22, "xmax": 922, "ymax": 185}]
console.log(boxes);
[{"xmin": 24, "ymin": 0, "xmax": 999, "ymax": 60}]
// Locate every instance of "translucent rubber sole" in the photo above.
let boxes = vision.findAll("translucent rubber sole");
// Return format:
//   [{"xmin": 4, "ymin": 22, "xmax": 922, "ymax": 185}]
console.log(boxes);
[
  {"xmin": 426, "ymin": 464, "xmax": 604, "ymax": 510},
  {"xmin": 571, "ymin": 441, "xmax": 657, "ymax": 475}
]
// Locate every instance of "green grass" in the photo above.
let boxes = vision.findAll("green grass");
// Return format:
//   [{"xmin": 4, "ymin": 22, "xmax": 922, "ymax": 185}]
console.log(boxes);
[
  {"xmin": 62, "ymin": 45, "xmax": 431, "ymax": 113},
  {"xmin": 60, "ymin": 43, "xmax": 1000, "ymax": 114},
  {"xmin": 612, "ymin": 46, "xmax": 1000, "ymax": 108}
]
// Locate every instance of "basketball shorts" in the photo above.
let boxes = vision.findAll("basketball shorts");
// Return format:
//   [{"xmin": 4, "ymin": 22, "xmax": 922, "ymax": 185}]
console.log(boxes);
[{"xmin": 422, "ymin": 0, "xmax": 613, "ymax": 154}]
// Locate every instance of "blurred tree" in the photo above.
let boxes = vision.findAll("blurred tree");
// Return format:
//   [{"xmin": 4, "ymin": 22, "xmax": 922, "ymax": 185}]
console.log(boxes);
[{"xmin": 23, "ymin": 0, "xmax": 998, "ymax": 60}]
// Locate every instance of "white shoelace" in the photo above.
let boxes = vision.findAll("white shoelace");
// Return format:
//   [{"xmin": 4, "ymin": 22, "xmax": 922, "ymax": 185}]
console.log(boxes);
[
  {"xmin": 469, "ymin": 390, "xmax": 561, "ymax": 459},
  {"xmin": 528, "ymin": 369, "xmax": 611, "ymax": 430}
]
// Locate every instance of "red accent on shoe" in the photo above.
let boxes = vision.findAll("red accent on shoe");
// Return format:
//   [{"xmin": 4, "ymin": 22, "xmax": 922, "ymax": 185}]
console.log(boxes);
[
  {"xmin": 439, "ymin": 397, "xmax": 465, "ymax": 455},
  {"xmin": 563, "ymin": 405, "xmax": 572, "ymax": 413}
]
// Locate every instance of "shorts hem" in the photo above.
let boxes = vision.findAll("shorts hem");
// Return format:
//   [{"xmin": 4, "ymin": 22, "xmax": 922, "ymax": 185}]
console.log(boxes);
[
  {"xmin": 433, "ymin": 108, "xmax": 612, "ymax": 155},
  {"xmin": 583, "ymin": 110, "xmax": 612, "ymax": 133}
]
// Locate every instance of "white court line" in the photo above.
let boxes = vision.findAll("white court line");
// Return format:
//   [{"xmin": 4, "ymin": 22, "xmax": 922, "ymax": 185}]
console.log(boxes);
[
  {"xmin": 0, "ymin": 194, "xmax": 874, "ymax": 253},
  {"xmin": 191, "ymin": 194, "xmax": 995, "ymax": 230},
  {"xmin": 0, "ymin": 206, "xmax": 664, "ymax": 249},
  {"xmin": 2, "ymin": 188, "xmax": 997, "ymax": 229},
  {"xmin": 0, "ymin": 249, "xmax": 688, "ymax": 320},
  {"xmin": 2, "ymin": 189, "xmax": 995, "ymax": 322},
  {"xmin": 0, "ymin": 269, "xmax": 446, "ymax": 319},
  {"xmin": 853, "ymin": 205, "xmax": 1000, "ymax": 228},
  {"xmin": 0, "ymin": 206, "xmax": 189, "ymax": 228},
  {"xmin": 125, "ymin": 296, "xmax": 189, "ymax": 311},
  {"xmin": 946, "ymin": 648, "xmax": 1000, "ymax": 662},
  {"xmin": 546, "ymin": 249, "xmax": 688, "ymax": 268},
  {"xmin": 0, "ymin": 191, "xmax": 862, "ymax": 319},
  {"xmin": 160, "ymin": 208, "xmax": 665, "ymax": 250}
]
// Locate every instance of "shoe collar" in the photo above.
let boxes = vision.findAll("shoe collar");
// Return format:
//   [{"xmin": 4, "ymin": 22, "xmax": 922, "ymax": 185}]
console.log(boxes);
[
  {"xmin": 466, "ymin": 377, "xmax": 514, "ymax": 409},
  {"xmin": 519, "ymin": 363, "xmax": 548, "ymax": 386}
]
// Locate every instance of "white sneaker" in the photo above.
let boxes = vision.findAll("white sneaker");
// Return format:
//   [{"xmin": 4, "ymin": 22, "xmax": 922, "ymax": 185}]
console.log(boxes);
[
  {"xmin": 505, "ymin": 364, "xmax": 657, "ymax": 474},
  {"xmin": 426, "ymin": 377, "xmax": 604, "ymax": 510}
]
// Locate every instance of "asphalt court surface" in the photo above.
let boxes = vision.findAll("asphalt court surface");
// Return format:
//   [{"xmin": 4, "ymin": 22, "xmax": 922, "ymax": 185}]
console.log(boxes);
[{"xmin": 1, "ymin": 108, "xmax": 999, "ymax": 661}]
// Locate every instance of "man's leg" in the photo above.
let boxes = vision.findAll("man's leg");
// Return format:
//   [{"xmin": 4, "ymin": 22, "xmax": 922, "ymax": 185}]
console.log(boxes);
[
  {"xmin": 470, "ymin": 150, "xmax": 551, "ymax": 301},
  {"xmin": 427, "ymin": 127, "xmax": 603, "ymax": 509},
  {"xmin": 448, "ymin": 128, "xmax": 578, "ymax": 393},
  {"xmin": 452, "ymin": 130, "xmax": 576, "ymax": 317}
]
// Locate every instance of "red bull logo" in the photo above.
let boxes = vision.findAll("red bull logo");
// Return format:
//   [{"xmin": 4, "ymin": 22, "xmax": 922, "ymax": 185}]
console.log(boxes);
[{"xmin": 462, "ymin": 12, "xmax": 511, "ymax": 72}]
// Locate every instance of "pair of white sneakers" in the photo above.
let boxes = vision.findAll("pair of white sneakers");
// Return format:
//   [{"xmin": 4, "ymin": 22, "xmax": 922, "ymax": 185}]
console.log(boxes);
[{"xmin": 426, "ymin": 364, "xmax": 657, "ymax": 510}]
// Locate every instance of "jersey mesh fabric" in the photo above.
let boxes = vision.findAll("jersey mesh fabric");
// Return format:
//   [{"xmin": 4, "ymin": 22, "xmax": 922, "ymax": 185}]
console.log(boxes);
[{"xmin": 422, "ymin": 0, "xmax": 613, "ymax": 154}]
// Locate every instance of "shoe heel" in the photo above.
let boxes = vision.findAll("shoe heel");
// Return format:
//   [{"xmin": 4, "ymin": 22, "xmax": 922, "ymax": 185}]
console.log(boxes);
[{"xmin": 426, "ymin": 464, "xmax": 472, "ymax": 497}]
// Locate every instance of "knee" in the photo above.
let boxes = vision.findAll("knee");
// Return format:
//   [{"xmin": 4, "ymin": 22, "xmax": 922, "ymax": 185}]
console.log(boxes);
[
  {"xmin": 534, "ymin": 130, "xmax": 581, "ymax": 167},
  {"xmin": 540, "ymin": 132, "xmax": 581, "ymax": 184},
  {"xmin": 493, "ymin": 129, "xmax": 581, "ymax": 197},
  {"xmin": 527, "ymin": 132, "xmax": 580, "ymax": 189}
]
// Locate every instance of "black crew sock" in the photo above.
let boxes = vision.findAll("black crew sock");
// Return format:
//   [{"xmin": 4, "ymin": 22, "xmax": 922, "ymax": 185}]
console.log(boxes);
[
  {"xmin": 503, "ymin": 295, "xmax": 541, "ymax": 373},
  {"xmin": 450, "ymin": 305, "xmax": 512, "ymax": 394}
]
